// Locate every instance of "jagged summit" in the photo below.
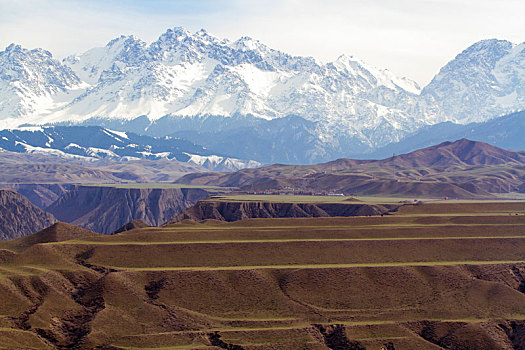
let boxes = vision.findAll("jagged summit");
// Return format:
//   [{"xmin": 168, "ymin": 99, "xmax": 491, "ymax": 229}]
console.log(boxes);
[
  {"xmin": 0, "ymin": 44, "xmax": 81, "ymax": 121},
  {"xmin": 0, "ymin": 31, "xmax": 523, "ymax": 160},
  {"xmin": 421, "ymin": 39, "xmax": 525, "ymax": 124},
  {"xmin": 0, "ymin": 27, "xmax": 422, "ymax": 148}
]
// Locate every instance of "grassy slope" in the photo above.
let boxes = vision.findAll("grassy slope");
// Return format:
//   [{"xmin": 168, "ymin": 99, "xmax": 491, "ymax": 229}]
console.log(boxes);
[{"xmin": 0, "ymin": 201, "xmax": 524, "ymax": 349}]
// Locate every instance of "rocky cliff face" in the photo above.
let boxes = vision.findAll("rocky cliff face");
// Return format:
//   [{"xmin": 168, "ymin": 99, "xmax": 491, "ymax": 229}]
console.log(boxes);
[
  {"xmin": 167, "ymin": 200, "xmax": 400, "ymax": 224},
  {"xmin": 0, "ymin": 189, "xmax": 57, "ymax": 240},
  {"xmin": 7, "ymin": 183, "xmax": 73, "ymax": 208},
  {"xmin": 46, "ymin": 186, "xmax": 209, "ymax": 234}
]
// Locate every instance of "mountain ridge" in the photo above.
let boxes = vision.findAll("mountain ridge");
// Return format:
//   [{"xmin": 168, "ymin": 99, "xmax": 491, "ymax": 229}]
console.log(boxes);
[
  {"xmin": 0, "ymin": 125, "xmax": 260, "ymax": 171},
  {"xmin": 176, "ymin": 138, "xmax": 523, "ymax": 198},
  {"xmin": 0, "ymin": 29, "xmax": 524, "ymax": 162}
]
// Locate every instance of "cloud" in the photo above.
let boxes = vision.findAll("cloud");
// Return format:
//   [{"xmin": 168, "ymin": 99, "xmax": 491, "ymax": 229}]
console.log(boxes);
[{"xmin": 0, "ymin": 0, "xmax": 523, "ymax": 85}]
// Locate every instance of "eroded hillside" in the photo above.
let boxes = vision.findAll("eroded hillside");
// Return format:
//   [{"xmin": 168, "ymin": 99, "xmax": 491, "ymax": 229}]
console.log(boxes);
[
  {"xmin": 0, "ymin": 189, "xmax": 57, "ymax": 240},
  {"xmin": 0, "ymin": 201, "xmax": 525, "ymax": 349},
  {"xmin": 46, "ymin": 186, "xmax": 209, "ymax": 234}
]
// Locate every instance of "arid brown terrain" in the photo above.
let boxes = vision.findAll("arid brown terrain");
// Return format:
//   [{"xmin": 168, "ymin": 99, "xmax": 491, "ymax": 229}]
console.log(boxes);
[
  {"xmin": 0, "ymin": 150, "xmax": 206, "ymax": 185},
  {"xmin": 177, "ymin": 139, "xmax": 525, "ymax": 198},
  {"xmin": 168, "ymin": 199, "xmax": 401, "ymax": 223},
  {"xmin": 0, "ymin": 201, "xmax": 524, "ymax": 349}
]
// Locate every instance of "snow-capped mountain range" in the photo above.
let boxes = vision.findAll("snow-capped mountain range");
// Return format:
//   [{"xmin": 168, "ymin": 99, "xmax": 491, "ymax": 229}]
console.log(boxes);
[
  {"xmin": 421, "ymin": 39, "xmax": 525, "ymax": 124},
  {"xmin": 0, "ymin": 125, "xmax": 261, "ymax": 171},
  {"xmin": 0, "ymin": 28, "xmax": 524, "ymax": 163}
]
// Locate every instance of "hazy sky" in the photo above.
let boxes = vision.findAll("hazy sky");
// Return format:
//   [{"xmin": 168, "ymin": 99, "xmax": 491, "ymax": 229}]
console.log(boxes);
[{"xmin": 1, "ymin": 0, "xmax": 524, "ymax": 85}]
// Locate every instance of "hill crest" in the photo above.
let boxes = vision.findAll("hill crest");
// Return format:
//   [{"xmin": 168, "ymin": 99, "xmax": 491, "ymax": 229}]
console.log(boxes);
[{"xmin": 176, "ymin": 139, "xmax": 524, "ymax": 198}]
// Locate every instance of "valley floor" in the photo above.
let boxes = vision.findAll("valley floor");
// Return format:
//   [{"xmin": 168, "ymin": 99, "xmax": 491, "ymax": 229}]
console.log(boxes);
[{"xmin": 0, "ymin": 201, "xmax": 524, "ymax": 349}]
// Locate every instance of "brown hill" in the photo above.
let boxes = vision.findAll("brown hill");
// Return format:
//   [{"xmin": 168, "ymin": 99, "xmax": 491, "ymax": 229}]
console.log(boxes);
[
  {"xmin": 0, "ymin": 189, "xmax": 57, "ymax": 240},
  {"xmin": 382, "ymin": 138, "xmax": 525, "ymax": 168},
  {"xmin": 46, "ymin": 186, "xmax": 209, "ymax": 234},
  {"xmin": 176, "ymin": 139, "xmax": 523, "ymax": 198},
  {"xmin": 0, "ymin": 150, "xmax": 206, "ymax": 184},
  {"xmin": 167, "ymin": 200, "xmax": 400, "ymax": 224},
  {"xmin": 0, "ymin": 202, "xmax": 525, "ymax": 349},
  {"xmin": 0, "ymin": 162, "xmax": 139, "ymax": 183},
  {"xmin": 112, "ymin": 219, "xmax": 150, "ymax": 234},
  {"xmin": 15, "ymin": 222, "xmax": 98, "ymax": 247}
]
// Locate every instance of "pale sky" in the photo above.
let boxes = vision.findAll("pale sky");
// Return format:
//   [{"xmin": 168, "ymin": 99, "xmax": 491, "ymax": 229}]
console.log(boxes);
[{"xmin": 1, "ymin": 0, "xmax": 524, "ymax": 86}]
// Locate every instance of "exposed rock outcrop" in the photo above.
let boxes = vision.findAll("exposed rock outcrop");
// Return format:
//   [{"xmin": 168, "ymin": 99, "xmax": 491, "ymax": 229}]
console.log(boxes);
[
  {"xmin": 7, "ymin": 183, "xmax": 73, "ymax": 209},
  {"xmin": 47, "ymin": 186, "xmax": 209, "ymax": 234},
  {"xmin": 0, "ymin": 189, "xmax": 57, "ymax": 240},
  {"xmin": 313, "ymin": 324, "xmax": 365, "ymax": 350},
  {"xmin": 166, "ymin": 200, "xmax": 400, "ymax": 224},
  {"xmin": 112, "ymin": 220, "xmax": 150, "ymax": 234}
]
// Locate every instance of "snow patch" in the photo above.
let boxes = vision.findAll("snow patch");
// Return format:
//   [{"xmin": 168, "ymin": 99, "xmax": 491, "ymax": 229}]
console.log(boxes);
[
  {"xmin": 183, "ymin": 152, "xmax": 262, "ymax": 171},
  {"xmin": 105, "ymin": 128, "xmax": 129, "ymax": 140}
]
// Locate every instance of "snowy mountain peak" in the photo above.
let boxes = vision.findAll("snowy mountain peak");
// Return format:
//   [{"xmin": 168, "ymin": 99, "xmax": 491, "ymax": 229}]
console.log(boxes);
[
  {"xmin": 463, "ymin": 39, "xmax": 514, "ymax": 55},
  {"xmin": 332, "ymin": 54, "xmax": 421, "ymax": 94},
  {"xmin": 0, "ymin": 44, "xmax": 81, "ymax": 120},
  {"xmin": 4, "ymin": 43, "xmax": 26, "ymax": 53},
  {"xmin": 422, "ymin": 38, "xmax": 525, "ymax": 124},
  {"xmin": 447, "ymin": 39, "xmax": 514, "ymax": 72},
  {"xmin": 64, "ymin": 35, "xmax": 148, "ymax": 85},
  {"xmin": 149, "ymin": 27, "xmax": 214, "ymax": 64},
  {"xmin": 0, "ymin": 29, "xmax": 523, "ymax": 157},
  {"xmin": 107, "ymin": 34, "xmax": 141, "ymax": 47},
  {"xmin": 234, "ymin": 36, "xmax": 263, "ymax": 51}
]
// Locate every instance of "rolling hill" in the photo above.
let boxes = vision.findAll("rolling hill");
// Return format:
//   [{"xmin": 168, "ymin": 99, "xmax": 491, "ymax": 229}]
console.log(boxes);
[
  {"xmin": 0, "ymin": 201, "xmax": 524, "ymax": 348},
  {"xmin": 176, "ymin": 139, "xmax": 525, "ymax": 198}
]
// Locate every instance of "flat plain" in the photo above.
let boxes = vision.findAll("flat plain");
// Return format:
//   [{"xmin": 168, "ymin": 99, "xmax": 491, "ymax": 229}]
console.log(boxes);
[{"xmin": 0, "ymin": 200, "xmax": 524, "ymax": 349}]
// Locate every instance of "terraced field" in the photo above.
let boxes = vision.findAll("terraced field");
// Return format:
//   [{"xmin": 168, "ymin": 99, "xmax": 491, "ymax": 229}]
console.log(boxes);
[{"xmin": 0, "ymin": 201, "xmax": 525, "ymax": 349}]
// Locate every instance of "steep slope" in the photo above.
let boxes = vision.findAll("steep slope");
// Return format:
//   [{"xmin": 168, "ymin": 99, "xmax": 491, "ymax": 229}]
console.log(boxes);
[
  {"xmin": 0, "ymin": 44, "xmax": 82, "ymax": 125},
  {"xmin": 46, "ymin": 186, "xmax": 209, "ymax": 234},
  {"xmin": 7, "ymin": 184, "xmax": 72, "ymax": 209},
  {"xmin": 0, "ymin": 189, "xmax": 57, "ymax": 240},
  {"xmin": 368, "ymin": 110, "xmax": 525, "ymax": 159},
  {"xmin": 167, "ymin": 200, "xmax": 400, "ymax": 224},
  {"xmin": 422, "ymin": 39, "xmax": 525, "ymax": 124}
]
